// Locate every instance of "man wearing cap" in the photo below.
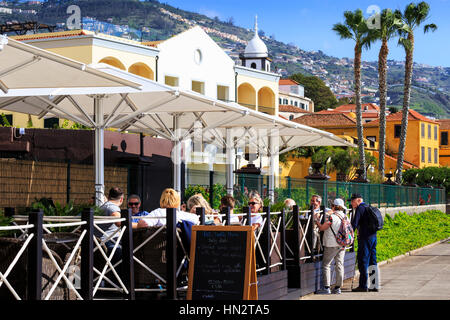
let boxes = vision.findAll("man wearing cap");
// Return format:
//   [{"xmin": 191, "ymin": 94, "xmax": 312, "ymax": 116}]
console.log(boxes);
[
  {"xmin": 349, "ymin": 193, "xmax": 378, "ymax": 292},
  {"xmin": 315, "ymin": 198, "xmax": 347, "ymax": 294}
]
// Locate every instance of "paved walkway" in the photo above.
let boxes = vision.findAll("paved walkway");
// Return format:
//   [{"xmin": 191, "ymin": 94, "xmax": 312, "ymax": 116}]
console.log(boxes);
[{"xmin": 287, "ymin": 239, "xmax": 450, "ymax": 300}]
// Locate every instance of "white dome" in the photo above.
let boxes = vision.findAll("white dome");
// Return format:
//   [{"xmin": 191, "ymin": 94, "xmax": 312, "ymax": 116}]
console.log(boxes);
[{"xmin": 244, "ymin": 16, "xmax": 268, "ymax": 58}]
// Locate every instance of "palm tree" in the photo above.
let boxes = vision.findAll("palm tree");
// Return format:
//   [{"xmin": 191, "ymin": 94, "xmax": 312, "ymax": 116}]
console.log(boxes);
[
  {"xmin": 395, "ymin": 2, "xmax": 437, "ymax": 184},
  {"xmin": 333, "ymin": 9, "xmax": 376, "ymax": 180},
  {"xmin": 374, "ymin": 9, "xmax": 408, "ymax": 180}
]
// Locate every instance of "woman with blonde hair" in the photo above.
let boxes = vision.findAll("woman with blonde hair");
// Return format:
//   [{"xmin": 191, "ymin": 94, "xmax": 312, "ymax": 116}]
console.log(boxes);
[
  {"xmin": 187, "ymin": 193, "xmax": 221, "ymax": 225},
  {"xmin": 138, "ymin": 188, "xmax": 199, "ymax": 227},
  {"xmin": 247, "ymin": 191, "xmax": 263, "ymax": 229}
]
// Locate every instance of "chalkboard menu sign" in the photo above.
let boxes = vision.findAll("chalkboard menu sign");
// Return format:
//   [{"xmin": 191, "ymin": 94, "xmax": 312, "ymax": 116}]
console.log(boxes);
[{"xmin": 187, "ymin": 226, "xmax": 257, "ymax": 300}]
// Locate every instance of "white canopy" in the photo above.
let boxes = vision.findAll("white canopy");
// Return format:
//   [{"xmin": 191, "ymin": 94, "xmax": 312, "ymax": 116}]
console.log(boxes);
[
  {"xmin": 0, "ymin": 39, "xmax": 355, "ymax": 203},
  {"xmin": 0, "ymin": 36, "xmax": 141, "ymax": 94}
]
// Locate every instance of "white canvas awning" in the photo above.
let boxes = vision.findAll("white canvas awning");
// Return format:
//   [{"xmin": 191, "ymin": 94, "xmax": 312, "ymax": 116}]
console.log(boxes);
[{"xmin": 0, "ymin": 36, "xmax": 142, "ymax": 94}]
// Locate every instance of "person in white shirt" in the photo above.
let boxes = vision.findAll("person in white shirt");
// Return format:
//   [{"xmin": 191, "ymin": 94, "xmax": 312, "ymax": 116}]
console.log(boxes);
[
  {"xmin": 314, "ymin": 198, "xmax": 347, "ymax": 295},
  {"xmin": 137, "ymin": 188, "xmax": 199, "ymax": 228},
  {"xmin": 248, "ymin": 191, "xmax": 263, "ymax": 229}
]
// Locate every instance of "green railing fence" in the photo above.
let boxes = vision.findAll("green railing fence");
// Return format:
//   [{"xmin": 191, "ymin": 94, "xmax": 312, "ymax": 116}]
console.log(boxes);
[{"xmin": 186, "ymin": 169, "xmax": 445, "ymax": 209}]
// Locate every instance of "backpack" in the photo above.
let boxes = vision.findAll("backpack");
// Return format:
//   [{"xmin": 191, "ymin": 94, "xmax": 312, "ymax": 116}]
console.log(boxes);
[
  {"xmin": 330, "ymin": 212, "xmax": 354, "ymax": 247},
  {"xmin": 365, "ymin": 205, "xmax": 384, "ymax": 234}
]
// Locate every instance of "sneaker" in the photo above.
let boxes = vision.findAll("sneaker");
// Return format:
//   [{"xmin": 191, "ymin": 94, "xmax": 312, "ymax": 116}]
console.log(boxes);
[
  {"xmin": 315, "ymin": 288, "xmax": 331, "ymax": 295},
  {"xmin": 351, "ymin": 287, "xmax": 368, "ymax": 292},
  {"xmin": 368, "ymin": 288, "xmax": 379, "ymax": 292},
  {"xmin": 332, "ymin": 287, "xmax": 341, "ymax": 294}
]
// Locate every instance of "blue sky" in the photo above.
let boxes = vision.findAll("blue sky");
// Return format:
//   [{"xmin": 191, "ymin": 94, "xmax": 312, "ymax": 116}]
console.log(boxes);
[{"xmin": 161, "ymin": 0, "xmax": 450, "ymax": 67}]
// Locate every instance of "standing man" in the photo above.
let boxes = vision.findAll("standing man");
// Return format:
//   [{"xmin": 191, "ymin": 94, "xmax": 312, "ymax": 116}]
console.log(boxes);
[
  {"xmin": 310, "ymin": 195, "xmax": 323, "ymax": 254},
  {"xmin": 349, "ymin": 193, "xmax": 379, "ymax": 292},
  {"xmin": 127, "ymin": 194, "xmax": 149, "ymax": 229}
]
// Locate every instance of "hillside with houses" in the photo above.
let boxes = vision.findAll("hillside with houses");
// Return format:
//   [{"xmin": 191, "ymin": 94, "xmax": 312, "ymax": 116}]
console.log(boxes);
[{"xmin": 1, "ymin": 0, "xmax": 449, "ymax": 117}]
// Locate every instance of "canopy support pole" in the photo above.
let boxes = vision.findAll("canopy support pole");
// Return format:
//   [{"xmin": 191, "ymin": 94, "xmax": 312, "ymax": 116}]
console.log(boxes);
[
  {"xmin": 94, "ymin": 96, "xmax": 105, "ymax": 207},
  {"xmin": 173, "ymin": 114, "xmax": 182, "ymax": 197},
  {"xmin": 226, "ymin": 128, "xmax": 234, "ymax": 196},
  {"xmin": 268, "ymin": 131, "xmax": 278, "ymax": 204}
]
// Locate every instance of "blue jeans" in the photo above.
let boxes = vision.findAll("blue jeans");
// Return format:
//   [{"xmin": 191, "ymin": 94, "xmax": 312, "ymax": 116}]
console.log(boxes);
[{"xmin": 357, "ymin": 235, "xmax": 377, "ymax": 289}]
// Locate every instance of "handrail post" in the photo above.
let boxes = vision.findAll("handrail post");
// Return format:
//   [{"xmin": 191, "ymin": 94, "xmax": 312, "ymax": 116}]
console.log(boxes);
[
  {"xmin": 27, "ymin": 209, "xmax": 43, "ymax": 300},
  {"xmin": 262, "ymin": 206, "xmax": 271, "ymax": 275},
  {"xmin": 166, "ymin": 207, "xmax": 177, "ymax": 300},
  {"xmin": 196, "ymin": 207, "xmax": 205, "ymax": 225},
  {"xmin": 307, "ymin": 205, "xmax": 314, "ymax": 257},
  {"xmin": 222, "ymin": 206, "xmax": 231, "ymax": 226},
  {"xmin": 244, "ymin": 206, "xmax": 251, "ymax": 226},
  {"xmin": 121, "ymin": 208, "xmax": 135, "ymax": 300},
  {"xmin": 280, "ymin": 208, "xmax": 286, "ymax": 271},
  {"xmin": 80, "ymin": 207, "xmax": 94, "ymax": 300},
  {"xmin": 292, "ymin": 205, "xmax": 300, "ymax": 268}
]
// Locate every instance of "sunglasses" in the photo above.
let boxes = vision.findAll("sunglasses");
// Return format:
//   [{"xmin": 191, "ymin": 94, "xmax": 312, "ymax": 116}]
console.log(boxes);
[
  {"xmin": 128, "ymin": 202, "xmax": 140, "ymax": 206},
  {"xmin": 248, "ymin": 202, "xmax": 258, "ymax": 206}
]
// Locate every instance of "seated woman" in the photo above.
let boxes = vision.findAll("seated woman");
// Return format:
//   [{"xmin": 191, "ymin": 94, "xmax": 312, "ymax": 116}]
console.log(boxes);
[
  {"xmin": 187, "ymin": 193, "xmax": 221, "ymax": 225},
  {"xmin": 137, "ymin": 188, "xmax": 199, "ymax": 228},
  {"xmin": 248, "ymin": 191, "xmax": 263, "ymax": 229}
]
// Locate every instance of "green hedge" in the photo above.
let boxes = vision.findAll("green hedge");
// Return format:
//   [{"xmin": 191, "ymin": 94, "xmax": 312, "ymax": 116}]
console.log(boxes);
[{"xmin": 355, "ymin": 210, "xmax": 450, "ymax": 262}]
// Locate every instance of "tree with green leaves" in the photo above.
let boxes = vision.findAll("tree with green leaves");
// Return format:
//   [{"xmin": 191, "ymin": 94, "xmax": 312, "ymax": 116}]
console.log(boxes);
[
  {"xmin": 332, "ymin": 9, "xmax": 377, "ymax": 180},
  {"xmin": 373, "ymin": 9, "xmax": 408, "ymax": 180},
  {"xmin": 289, "ymin": 73, "xmax": 338, "ymax": 111},
  {"xmin": 395, "ymin": 2, "xmax": 437, "ymax": 184}
]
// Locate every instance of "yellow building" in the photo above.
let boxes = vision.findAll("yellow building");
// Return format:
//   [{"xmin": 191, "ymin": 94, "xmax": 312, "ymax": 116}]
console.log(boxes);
[
  {"xmin": 437, "ymin": 119, "xmax": 450, "ymax": 166},
  {"xmin": 365, "ymin": 109, "xmax": 439, "ymax": 168},
  {"xmin": 281, "ymin": 108, "xmax": 438, "ymax": 180}
]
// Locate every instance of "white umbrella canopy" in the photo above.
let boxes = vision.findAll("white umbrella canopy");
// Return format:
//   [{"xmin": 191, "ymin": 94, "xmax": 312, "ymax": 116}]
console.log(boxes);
[{"xmin": 0, "ymin": 36, "xmax": 141, "ymax": 94}]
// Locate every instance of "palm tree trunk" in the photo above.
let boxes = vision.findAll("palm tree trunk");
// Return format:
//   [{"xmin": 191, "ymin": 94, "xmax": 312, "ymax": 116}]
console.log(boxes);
[
  {"xmin": 354, "ymin": 44, "xmax": 366, "ymax": 178},
  {"xmin": 378, "ymin": 38, "xmax": 389, "ymax": 180},
  {"xmin": 396, "ymin": 32, "xmax": 414, "ymax": 184}
]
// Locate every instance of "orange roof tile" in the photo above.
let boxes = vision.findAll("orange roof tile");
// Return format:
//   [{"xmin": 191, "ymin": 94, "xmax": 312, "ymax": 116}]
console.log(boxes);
[
  {"xmin": 279, "ymin": 105, "xmax": 311, "ymax": 113},
  {"xmin": 292, "ymin": 113, "xmax": 356, "ymax": 127},
  {"xmin": 437, "ymin": 119, "xmax": 450, "ymax": 130},
  {"xmin": 11, "ymin": 30, "xmax": 89, "ymax": 41},
  {"xmin": 366, "ymin": 109, "xmax": 437, "ymax": 127},
  {"xmin": 279, "ymin": 79, "xmax": 299, "ymax": 86},
  {"xmin": 334, "ymin": 103, "xmax": 380, "ymax": 112}
]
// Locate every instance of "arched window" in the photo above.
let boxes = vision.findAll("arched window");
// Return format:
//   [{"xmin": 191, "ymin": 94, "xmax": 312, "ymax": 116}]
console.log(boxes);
[{"xmin": 250, "ymin": 62, "xmax": 257, "ymax": 69}]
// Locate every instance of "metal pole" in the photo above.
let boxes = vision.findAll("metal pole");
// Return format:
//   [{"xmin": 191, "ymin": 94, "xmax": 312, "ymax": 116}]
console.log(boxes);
[
  {"xmin": 263, "ymin": 206, "xmax": 271, "ymax": 275},
  {"xmin": 66, "ymin": 159, "xmax": 71, "ymax": 204},
  {"xmin": 27, "ymin": 209, "xmax": 43, "ymax": 300},
  {"xmin": 196, "ymin": 207, "xmax": 205, "ymax": 225},
  {"xmin": 166, "ymin": 207, "xmax": 177, "ymax": 299},
  {"xmin": 81, "ymin": 208, "xmax": 94, "ymax": 300},
  {"xmin": 280, "ymin": 208, "xmax": 286, "ymax": 271},
  {"xmin": 94, "ymin": 96, "xmax": 105, "ymax": 207},
  {"xmin": 268, "ymin": 134, "xmax": 276, "ymax": 203},
  {"xmin": 121, "ymin": 208, "xmax": 135, "ymax": 300},
  {"xmin": 226, "ymin": 128, "xmax": 234, "ymax": 197},
  {"xmin": 172, "ymin": 115, "xmax": 181, "ymax": 195},
  {"xmin": 209, "ymin": 170, "xmax": 214, "ymax": 208},
  {"xmin": 244, "ymin": 206, "xmax": 251, "ymax": 226},
  {"xmin": 222, "ymin": 206, "xmax": 231, "ymax": 226}
]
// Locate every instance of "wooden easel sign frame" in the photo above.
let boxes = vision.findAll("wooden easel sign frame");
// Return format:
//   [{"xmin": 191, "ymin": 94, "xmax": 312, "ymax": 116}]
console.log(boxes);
[{"xmin": 187, "ymin": 225, "xmax": 258, "ymax": 300}]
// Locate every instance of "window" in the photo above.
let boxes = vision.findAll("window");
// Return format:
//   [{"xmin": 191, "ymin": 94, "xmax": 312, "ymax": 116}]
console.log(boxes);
[
  {"xmin": 294, "ymin": 101, "xmax": 298, "ymax": 107},
  {"xmin": 44, "ymin": 117, "xmax": 59, "ymax": 129},
  {"xmin": 250, "ymin": 62, "xmax": 257, "ymax": 69},
  {"xmin": 367, "ymin": 136, "xmax": 376, "ymax": 149},
  {"xmin": 428, "ymin": 147, "xmax": 432, "ymax": 163},
  {"xmin": 441, "ymin": 132, "xmax": 448, "ymax": 145},
  {"xmin": 283, "ymin": 99, "xmax": 288, "ymax": 104},
  {"xmin": 428, "ymin": 124, "xmax": 431, "ymax": 139},
  {"xmin": 434, "ymin": 125, "xmax": 438, "ymax": 140},
  {"xmin": 421, "ymin": 147, "xmax": 425, "ymax": 162},
  {"xmin": 421, "ymin": 123, "xmax": 425, "ymax": 138},
  {"xmin": 394, "ymin": 125, "xmax": 401, "ymax": 138},
  {"xmin": 217, "ymin": 85, "xmax": 229, "ymax": 102},
  {"xmin": 289, "ymin": 115, "xmax": 294, "ymax": 120},
  {"xmin": 434, "ymin": 148, "xmax": 438, "ymax": 164},
  {"xmin": 164, "ymin": 76, "xmax": 179, "ymax": 87},
  {"xmin": 279, "ymin": 98, "xmax": 282, "ymax": 104},
  {"xmin": 0, "ymin": 114, "xmax": 13, "ymax": 126},
  {"xmin": 192, "ymin": 80, "xmax": 205, "ymax": 95}
]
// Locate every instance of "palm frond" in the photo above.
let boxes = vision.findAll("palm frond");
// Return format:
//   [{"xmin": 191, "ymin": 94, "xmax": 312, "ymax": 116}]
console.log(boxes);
[
  {"xmin": 424, "ymin": 23, "xmax": 437, "ymax": 33},
  {"xmin": 332, "ymin": 23, "xmax": 353, "ymax": 40}
]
